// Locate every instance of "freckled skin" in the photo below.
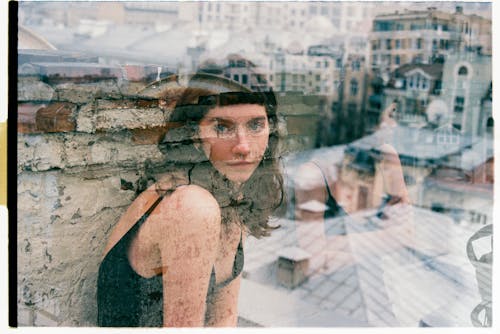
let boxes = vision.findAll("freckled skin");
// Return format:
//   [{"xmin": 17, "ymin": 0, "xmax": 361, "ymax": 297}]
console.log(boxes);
[
  {"xmin": 102, "ymin": 103, "xmax": 270, "ymax": 327},
  {"xmin": 198, "ymin": 104, "xmax": 269, "ymax": 185}
]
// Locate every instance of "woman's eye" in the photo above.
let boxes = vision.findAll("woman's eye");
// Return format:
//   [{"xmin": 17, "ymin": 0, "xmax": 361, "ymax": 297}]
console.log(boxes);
[
  {"xmin": 215, "ymin": 123, "xmax": 233, "ymax": 135},
  {"xmin": 247, "ymin": 119, "xmax": 266, "ymax": 133}
]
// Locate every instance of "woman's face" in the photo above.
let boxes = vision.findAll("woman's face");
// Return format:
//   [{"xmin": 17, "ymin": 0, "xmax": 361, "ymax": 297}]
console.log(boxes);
[{"xmin": 198, "ymin": 103, "xmax": 270, "ymax": 184}]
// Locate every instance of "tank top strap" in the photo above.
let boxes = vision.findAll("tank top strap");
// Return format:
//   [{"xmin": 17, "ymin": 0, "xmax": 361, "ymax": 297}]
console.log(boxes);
[{"xmin": 310, "ymin": 161, "xmax": 335, "ymax": 200}]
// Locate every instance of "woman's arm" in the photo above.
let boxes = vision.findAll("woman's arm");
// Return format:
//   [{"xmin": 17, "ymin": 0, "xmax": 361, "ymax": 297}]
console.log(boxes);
[
  {"xmin": 294, "ymin": 162, "xmax": 330, "ymax": 273},
  {"xmin": 204, "ymin": 276, "xmax": 241, "ymax": 326},
  {"xmin": 150, "ymin": 185, "xmax": 221, "ymax": 327}
]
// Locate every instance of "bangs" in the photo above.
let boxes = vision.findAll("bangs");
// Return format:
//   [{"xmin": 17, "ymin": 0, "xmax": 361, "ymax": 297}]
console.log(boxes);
[{"xmin": 183, "ymin": 91, "xmax": 276, "ymax": 112}]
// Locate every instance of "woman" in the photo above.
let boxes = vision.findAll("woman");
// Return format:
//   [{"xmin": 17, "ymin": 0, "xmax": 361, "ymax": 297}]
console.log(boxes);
[
  {"xmin": 293, "ymin": 102, "xmax": 412, "ymax": 274},
  {"xmin": 97, "ymin": 74, "xmax": 284, "ymax": 327}
]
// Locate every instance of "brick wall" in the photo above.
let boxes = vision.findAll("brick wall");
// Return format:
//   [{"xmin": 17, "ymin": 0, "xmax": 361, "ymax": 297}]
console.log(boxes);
[{"xmin": 16, "ymin": 50, "xmax": 320, "ymax": 326}]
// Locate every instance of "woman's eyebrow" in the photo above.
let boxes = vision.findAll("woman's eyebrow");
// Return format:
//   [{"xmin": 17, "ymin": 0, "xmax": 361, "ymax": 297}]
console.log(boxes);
[
  {"xmin": 210, "ymin": 116, "xmax": 267, "ymax": 123},
  {"xmin": 249, "ymin": 116, "xmax": 267, "ymax": 121},
  {"xmin": 211, "ymin": 117, "xmax": 234, "ymax": 123}
]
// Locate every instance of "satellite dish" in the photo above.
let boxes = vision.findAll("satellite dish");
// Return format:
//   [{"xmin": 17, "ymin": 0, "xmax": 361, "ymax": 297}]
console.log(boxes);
[
  {"xmin": 381, "ymin": 72, "xmax": 390, "ymax": 85},
  {"xmin": 426, "ymin": 99, "xmax": 449, "ymax": 125}
]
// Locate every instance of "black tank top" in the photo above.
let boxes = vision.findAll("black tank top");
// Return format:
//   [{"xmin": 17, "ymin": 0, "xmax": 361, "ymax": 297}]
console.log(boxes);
[
  {"xmin": 310, "ymin": 161, "xmax": 346, "ymax": 236},
  {"xmin": 97, "ymin": 195, "xmax": 244, "ymax": 327}
]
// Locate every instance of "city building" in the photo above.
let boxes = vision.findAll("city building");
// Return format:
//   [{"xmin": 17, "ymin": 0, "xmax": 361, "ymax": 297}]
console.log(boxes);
[
  {"xmin": 335, "ymin": 54, "xmax": 369, "ymax": 142},
  {"xmin": 370, "ymin": 6, "xmax": 491, "ymax": 75},
  {"xmin": 439, "ymin": 53, "xmax": 492, "ymax": 136},
  {"xmin": 338, "ymin": 126, "xmax": 493, "ymax": 225},
  {"xmin": 383, "ymin": 62, "xmax": 444, "ymax": 128},
  {"xmin": 382, "ymin": 51, "xmax": 491, "ymax": 136}
]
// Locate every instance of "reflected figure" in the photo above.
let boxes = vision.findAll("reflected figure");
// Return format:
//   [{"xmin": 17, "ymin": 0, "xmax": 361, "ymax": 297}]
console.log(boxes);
[
  {"xmin": 294, "ymin": 102, "xmax": 413, "ymax": 275},
  {"xmin": 97, "ymin": 75, "xmax": 284, "ymax": 327}
]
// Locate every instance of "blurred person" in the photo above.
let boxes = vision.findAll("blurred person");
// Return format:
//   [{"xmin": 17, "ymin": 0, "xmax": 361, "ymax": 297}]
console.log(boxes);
[
  {"xmin": 294, "ymin": 102, "xmax": 412, "ymax": 274},
  {"xmin": 97, "ymin": 74, "xmax": 284, "ymax": 327}
]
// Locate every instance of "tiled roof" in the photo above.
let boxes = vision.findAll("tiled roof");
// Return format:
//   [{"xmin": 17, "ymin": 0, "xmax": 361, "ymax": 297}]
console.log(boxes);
[
  {"xmin": 346, "ymin": 126, "xmax": 476, "ymax": 163},
  {"xmin": 242, "ymin": 205, "xmax": 484, "ymax": 326}
]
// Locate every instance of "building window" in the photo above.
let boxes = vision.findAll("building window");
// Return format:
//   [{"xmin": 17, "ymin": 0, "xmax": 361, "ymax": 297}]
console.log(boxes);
[
  {"xmin": 458, "ymin": 66, "xmax": 468, "ymax": 76},
  {"xmin": 372, "ymin": 55, "xmax": 378, "ymax": 66},
  {"xmin": 395, "ymin": 55, "xmax": 401, "ymax": 65},
  {"xmin": 316, "ymin": 74, "xmax": 321, "ymax": 81},
  {"xmin": 420, "ymin": 98, "xmax": 428, "ymax": 109},
  {"xmin": 321, "ymin": 6, "xmax": 328, "ymax": 16},
  {"xmin": 395, "ymin": 39, "xmax": 401, "ymax": 49},
  {"xmin": 351, "ymin": 60, "xmax": 360, "ymax": 71},
  {"xmin": 416, "ymin": 38, "xmax": 423, "ymax": 49},
  {"xmin": 421, "ymin": 78, "xmax": 428, "ymax": 90},
  {"xmin": 242, "ymin": 74, "xmax": 248, "ymax": 85},
  {"xmin": 386, "ymin": 39, "xmax": 392, "ymax": 50},
  {"xmin": 454, "ymin": 96, "xmax": 465, "ymax": 113},
  {"xmin": 316, "ymin": 61, "xmax": 321, "ymax": 68},
  {"xmin": 233, "ymin": 74, "xmax": 239, "ymax": 82},
  {"xmin": 350, "ymin": 79, "xmax": 358, "ymax": 96},
  {"xmin": 310, "ymin": 5, "xmax": 317, "ymax": 15}
]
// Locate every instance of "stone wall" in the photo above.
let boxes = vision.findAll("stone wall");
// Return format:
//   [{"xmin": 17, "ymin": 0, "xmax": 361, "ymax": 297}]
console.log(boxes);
[{"xmin": 16, "ymin": 50, "xmax": 320, "ymax": 326}]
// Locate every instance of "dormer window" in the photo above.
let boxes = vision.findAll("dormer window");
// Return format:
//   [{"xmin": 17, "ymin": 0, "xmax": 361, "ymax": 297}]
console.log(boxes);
[
  {"xmin": 458, "ymin": 66, "xmax": 468, "ymax": 76},
  {"xmin": 407, "ymin": 71, "xmax": 431, "ymax": 91}
]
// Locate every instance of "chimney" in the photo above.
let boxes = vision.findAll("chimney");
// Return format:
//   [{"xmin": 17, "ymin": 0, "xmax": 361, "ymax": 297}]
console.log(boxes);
[{"xmin": 276, "ymin": 247, "xmax": 310, "ymax": 289}]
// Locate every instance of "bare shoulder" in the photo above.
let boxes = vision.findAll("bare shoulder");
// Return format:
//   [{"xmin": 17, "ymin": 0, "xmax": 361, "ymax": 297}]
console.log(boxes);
[
  {"xmin": 149, "ymin": 184, "xmax": 221, "ymax": 234},
  {"xmin": 165, "ymin": 184, "xmax": 219, "ymax": 214}
]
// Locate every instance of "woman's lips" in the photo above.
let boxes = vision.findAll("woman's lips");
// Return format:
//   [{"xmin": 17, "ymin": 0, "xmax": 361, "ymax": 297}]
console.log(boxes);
[{"xmin": 226, "ymin": 161, "xmax": 256, "ymax": 166}]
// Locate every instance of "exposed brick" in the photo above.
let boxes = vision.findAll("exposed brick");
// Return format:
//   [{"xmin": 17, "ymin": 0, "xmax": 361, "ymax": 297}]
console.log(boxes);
[
  {"xmin": 17, "ymin": 306, "xmax": 35, "ymax": 326},
  {"xmin": 94, "ymin": 103, "xmax": 165, "ymax": 130},
  {"xmin": 97, "ymin": 97, "xmax": 159, "ymax": 110},
  {"xmin": 18, "ymin": 135, "xmax": 65, "ymax": 171},
  {"xmin": 121, "ymin": 81, "xmax": 149, "ymax": 95},
  {"xmin": 18, "ymin": 103, "xmax": 45, "ymax": 133},
  {"xmin": 36, "ymin": 102, "xmax": 77, "ymax": 133},
  {"xmin": 131, "ymin": 124, "xmax": 175, "ymax": 144},
  {"xmin": 75, "ymin": 103, "xmax": 96, "ymax": 133},
  {"xmin": 56, "ymin": 80, "xmax": 123, "ymax": 104},
  {"xmin": 33, "ymin": 308, "xmax": 59, "ymax": 326},
  {"xmin": 18, "ymin": 77, "xmax": 55, "ymax": 102}
]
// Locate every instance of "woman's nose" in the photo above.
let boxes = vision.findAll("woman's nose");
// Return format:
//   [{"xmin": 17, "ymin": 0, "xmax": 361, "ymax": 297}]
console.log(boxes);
[{"xmin": 232, "ymin": 129, "xmax": 251, "ymax": 156}]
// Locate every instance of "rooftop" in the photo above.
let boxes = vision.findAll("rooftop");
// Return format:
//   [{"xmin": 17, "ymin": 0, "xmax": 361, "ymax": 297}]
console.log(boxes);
[{"xmin": 241, "ymin": 205, "xmax": 484, "ymax": 326}]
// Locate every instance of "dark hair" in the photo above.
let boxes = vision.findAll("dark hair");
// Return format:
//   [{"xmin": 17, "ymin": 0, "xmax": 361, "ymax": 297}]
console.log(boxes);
[{"xmin": 158, "ymin": 77, "xmax": 284, "ymax": 238}]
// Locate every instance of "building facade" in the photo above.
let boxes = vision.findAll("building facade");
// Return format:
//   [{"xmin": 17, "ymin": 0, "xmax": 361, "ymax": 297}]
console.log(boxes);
[{"xmin": 370, "ymin": 6, "xmax": 491, "ymax": 75}]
